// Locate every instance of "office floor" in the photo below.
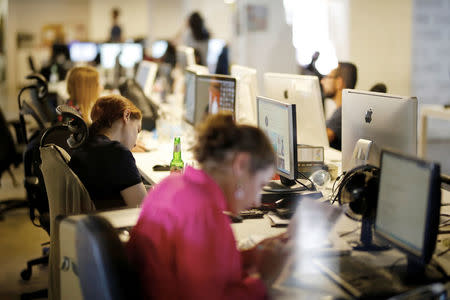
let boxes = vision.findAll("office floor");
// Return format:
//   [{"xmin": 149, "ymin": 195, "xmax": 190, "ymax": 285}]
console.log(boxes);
[
  {"xmin": 0, "ymin": 140, "xmax": 448, "ymax": 300},
  {"xmin": 0, "ymin": 165, "xmax": 48, "ymax": 300}
]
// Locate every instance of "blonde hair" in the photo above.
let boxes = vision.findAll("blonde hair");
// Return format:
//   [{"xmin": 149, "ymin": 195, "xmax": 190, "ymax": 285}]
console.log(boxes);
[{"xmin": 66, "ymin": 66, "xmax": 100, "ymax": 123}]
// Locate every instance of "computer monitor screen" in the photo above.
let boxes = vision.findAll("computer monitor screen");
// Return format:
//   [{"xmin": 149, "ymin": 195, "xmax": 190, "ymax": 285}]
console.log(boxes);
[
  {"xmin": 184, "ymin": 70, "xmax": 197, "ymax": 124},
  {"xmin": 100, "ymin": 43, "xmax": 143, "ymax": 69},
  {"xmin": 257, "ymin": 96, "xmax": 297, "ymax": 180},
  {"xmin": 342, "ymin": 89, "xmax": 418, "ymax": 171},
  {"xmin": 264, "ymin": 73, "xmax": 329, "ymax": 148},
  {"xmin": 135, "ymin": 61, "xmax": 158, "ymax": 98},
  {"xmin": 176, "ymin": 46, "xmax": 196, "ymax": 70},
  {"xmin": 152, "ymin": 40, "xmax": 168, "ymax": 59},
  {"xmin": 69, "ymin": 42, "xmax": 97, "ymax": 63},
  {"xmin": 375, "ymin": 150, "xmax": 440, "ymax": 269},
  {"xmin": 196, "ymin": 74, "xmax": 236, "ymax": 121},
  {"xmin": 231, "ymin": 65, "xmax": 258, "ymax": 126},
  {"xmin": 99, "ymin": 43, "xmax": 121, "ymax": 69},
  {"xmin": 119, "ymin": 43, "xmax": 143, "ymax": 68}
]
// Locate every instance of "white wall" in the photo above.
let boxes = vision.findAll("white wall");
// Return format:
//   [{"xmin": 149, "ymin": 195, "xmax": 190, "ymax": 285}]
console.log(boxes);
[
  {"xmin": 232, "ymin": 0, "xmax": 297, "ymax": 92},
  {"xmin": 5, "ymin": 0, "xmax": 90, "ymax": 111},
  {"xmin": 88, "ymin": 0, "xmax": 149, "ymax": 42},
  {"xmin": 349, "ymin": 0, "xmax": 412, "ymax": 95},
  {"xmin": 147, "ymin": 0, "xmax": 184, "ymax": 41},
  {"xmin": 411, "ymin": 0, "xmax": 450, "ymax": 140}
]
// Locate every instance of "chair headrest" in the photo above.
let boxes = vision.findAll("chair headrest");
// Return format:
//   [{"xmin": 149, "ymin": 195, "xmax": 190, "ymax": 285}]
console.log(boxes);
[{"xmin": 57, "ymin": 105, "xmax": 89, "ymax": 149}]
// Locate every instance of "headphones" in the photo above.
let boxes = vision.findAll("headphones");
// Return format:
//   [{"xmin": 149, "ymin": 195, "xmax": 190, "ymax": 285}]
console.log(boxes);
[{"xmin": 332, "ymin": 164, "xmax": 380, "ymax": 218}]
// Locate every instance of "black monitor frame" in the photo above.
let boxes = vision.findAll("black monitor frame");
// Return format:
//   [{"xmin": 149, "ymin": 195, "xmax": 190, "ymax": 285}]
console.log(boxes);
[
  {"xmin": 256, "ymin": 96, "xmax": 298, "ymax": 181},
  {"xmin": 374, "ymin": 149, "xmax": 441, "ymax": 276}
]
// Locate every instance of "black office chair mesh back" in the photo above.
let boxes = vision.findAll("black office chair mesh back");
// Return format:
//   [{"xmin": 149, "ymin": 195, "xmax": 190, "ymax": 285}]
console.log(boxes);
[
  {"xmin": 0, "ymin": 108, "xmax": 21, "ymax": 177},
  {"xmin": 76, "ymin": 216, "xmax": 142, "ymax": 300}
]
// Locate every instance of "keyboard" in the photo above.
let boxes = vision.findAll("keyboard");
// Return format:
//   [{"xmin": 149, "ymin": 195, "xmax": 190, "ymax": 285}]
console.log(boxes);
[
  {"xmin": 313, "ymin": 255, "xmax": 407, "ymax": 298},
  {"xmin": 239, "ymin": 208, "xmax": 265, "ymax": 219}
]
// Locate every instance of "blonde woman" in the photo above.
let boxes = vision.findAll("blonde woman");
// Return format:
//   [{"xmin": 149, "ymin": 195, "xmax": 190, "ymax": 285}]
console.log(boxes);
[{"xmin": 66, "ymin": 66, "xmax": 101, "ymax": 123}]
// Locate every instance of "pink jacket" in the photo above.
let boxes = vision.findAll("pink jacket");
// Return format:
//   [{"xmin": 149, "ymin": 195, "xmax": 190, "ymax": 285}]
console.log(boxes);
[{"xmin": 127, "ymin": 166, "xmax": 267, "ymax": 300}]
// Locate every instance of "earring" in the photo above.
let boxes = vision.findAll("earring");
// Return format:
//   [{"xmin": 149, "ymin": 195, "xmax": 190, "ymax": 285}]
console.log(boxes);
[{"xmin": 235, "ymin": 184, "xmax": 244, "ymax": 200}]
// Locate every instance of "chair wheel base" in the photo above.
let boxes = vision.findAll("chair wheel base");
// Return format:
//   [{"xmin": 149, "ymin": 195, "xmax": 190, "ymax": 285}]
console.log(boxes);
[{"xmin": 20, "ymin": 268, "xmax": 32, "ymax": 281}]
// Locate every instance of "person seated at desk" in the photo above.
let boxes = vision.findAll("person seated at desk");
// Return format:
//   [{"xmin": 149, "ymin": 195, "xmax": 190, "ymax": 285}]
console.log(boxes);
[
  {"xmin": 321, "ymin": 62, "xmax": 357, "ymax": 150},
  {"xmin": 127, "ymin": 113, "xmax": 287, "ymax": 300},
  {"xmin": 65, "ymin": 65, "xmax": 101, "ymax": 123},
  {"xmin": 69, "ymin": 94, "xmax": 147, "ymax": 210}
]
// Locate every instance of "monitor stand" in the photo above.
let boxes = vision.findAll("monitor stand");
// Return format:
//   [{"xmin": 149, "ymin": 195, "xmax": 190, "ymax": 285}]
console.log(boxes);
[{"xmin": 391, "ymin": 256, "xmax": 445, "ymax": 285}]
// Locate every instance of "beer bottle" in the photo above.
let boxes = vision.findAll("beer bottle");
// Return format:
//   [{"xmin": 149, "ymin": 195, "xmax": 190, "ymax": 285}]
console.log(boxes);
[{"xmin": 170, "ymin": 137, "xmax": 184, "ymax": 173}]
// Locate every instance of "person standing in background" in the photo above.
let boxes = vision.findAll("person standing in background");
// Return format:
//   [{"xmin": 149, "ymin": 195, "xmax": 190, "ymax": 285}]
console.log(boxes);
[
  {"xmin": 174, "ymin": 11, "xmax": 210, "ymax": 66},
  {"xmin": 109, "ymin": 8, "xmax": 123, "ymax": 42}
]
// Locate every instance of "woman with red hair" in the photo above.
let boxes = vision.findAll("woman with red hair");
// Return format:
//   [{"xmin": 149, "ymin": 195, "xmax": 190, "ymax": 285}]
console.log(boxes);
[{"xmin": 69, "ymin": 94, "xmax": 147, "ymax": 209}]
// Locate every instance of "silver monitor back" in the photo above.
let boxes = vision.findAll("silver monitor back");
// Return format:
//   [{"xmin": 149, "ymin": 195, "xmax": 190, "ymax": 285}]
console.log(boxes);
[
  {"xmin": 231, "ymin": 65, "xmax": 258, "ymax": 126},
  {"xmin": 135, "ymin": 61, "xmax": 158, "ymax": 98},
  {"xmin": 342, "ymin": 89, "xmax": 417, "ymax": 171},
  {"xmin": 264, "ymin": 73, "xmax": 329, "ymax": 148}
]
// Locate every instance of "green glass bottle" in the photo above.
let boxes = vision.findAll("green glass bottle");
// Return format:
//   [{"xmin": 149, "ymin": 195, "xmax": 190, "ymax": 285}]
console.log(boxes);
[{"xmin": 170, "ymin": 137, "xmax": 184, "ymax": 173}]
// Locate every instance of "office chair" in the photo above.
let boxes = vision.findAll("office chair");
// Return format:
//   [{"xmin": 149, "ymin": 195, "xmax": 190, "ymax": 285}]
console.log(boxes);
[
  {"xmin": 20, "ymin": 107, "xmax": 90, "ymax": 300},
  {"xmin": 40, "ymin": 144, "xmax": 95, "ymax": 300},
  {"xmin": 76, "ymin": 215, "xmax": 142, "ymax": 300},
  {"xmin": 0, "ymin": 107, "xmax": 28, "ymax": 219}
]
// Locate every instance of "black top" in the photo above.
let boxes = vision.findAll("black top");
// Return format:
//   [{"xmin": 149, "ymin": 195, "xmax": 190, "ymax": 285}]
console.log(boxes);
[
  {"xmin": 69, "ymin": 135, "xmax": 142, "ymax": 210},
  {"xmin": 326, "ymin": 106, "xmax": 342, "ymax": 151}
]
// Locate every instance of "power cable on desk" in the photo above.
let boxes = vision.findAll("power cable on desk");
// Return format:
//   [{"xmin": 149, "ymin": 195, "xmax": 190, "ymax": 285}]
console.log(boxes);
[
  {"xmin": 295, "ymin": 170, "xmax": 316, "ymax": 191},
  {"xmin": 339, "ymin": 226, "xmax": 361, "ymax": 238}
]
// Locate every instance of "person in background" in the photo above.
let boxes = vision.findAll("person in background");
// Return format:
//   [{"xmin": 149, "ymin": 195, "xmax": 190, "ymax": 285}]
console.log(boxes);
[
  {"xmin": 66, "ymin": 66, "xmax": 101, "ymax": 123},
  {"xmin": 369, "ymin": 82, "xmax": 387, "ymax": 93},
  {"xmin": 175, "ymin": 11, "xmax": 210, "ymax": 66},
  {"xmin": 69, "ymin": 95, "xmax": 147, "ymax": 210},
  {"xmin": 109, "ymin": 7, "xmax": 123, "ymax": 42},
  {"xmin": 127, "ymin": 113, "xmax": 287, "ymax": 300},
  {"xmin": 321, "ymin": 62, "xmax": 357, "ymax": 150}
]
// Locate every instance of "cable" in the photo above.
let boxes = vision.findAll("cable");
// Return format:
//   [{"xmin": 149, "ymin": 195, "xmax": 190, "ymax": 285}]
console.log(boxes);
[
  {"xmin": 339, "ymin": 226, "xmax": 361, "ymax": 237},
  {"xmin": 295, "ymin": 170, "xmax": 316, "ymax": 191},
  {"xmin": 294, "ymin": 179, "xmax": 311, "ymax": 191}
]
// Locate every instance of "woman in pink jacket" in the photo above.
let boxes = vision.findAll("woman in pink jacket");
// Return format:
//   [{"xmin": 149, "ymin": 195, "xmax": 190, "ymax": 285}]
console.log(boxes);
[{"xmin": 127, "ymin": 112, "xmax": 286, "ymax": 299}]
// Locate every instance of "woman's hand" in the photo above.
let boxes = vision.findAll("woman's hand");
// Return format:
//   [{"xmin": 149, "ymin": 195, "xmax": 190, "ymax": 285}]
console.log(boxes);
[{"xmin": 242, "ymin": 233, "xmax": 291, "ymax": 287}]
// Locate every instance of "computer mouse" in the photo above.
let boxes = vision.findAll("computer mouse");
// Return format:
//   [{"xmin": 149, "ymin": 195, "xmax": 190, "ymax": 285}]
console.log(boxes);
[{"xmin": 152, "ymin": 164, "xmax": 170, "ymax": 171}]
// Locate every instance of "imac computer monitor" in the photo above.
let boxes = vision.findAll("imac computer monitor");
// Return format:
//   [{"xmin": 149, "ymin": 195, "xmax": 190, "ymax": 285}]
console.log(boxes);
[
  {"xmin": 184, "ymin": 69, "xmax": 197, "ymax": 124},
  {"xmin": 119, "ymin": 43, "xmax": 143, "ymax": 68},
  {"xmin": 264, "ymin": 73, "xmax": 329, "ymax": 148},
  {"xmin": 176, "ymin": 46, "xmax": 196, "ymax": 70},
  {"xmin": 100, "ymin": 43, "xmax": 143, "ymax": 69},
  {"xmin": 69, "ymin": 42, "xmax": 97, "ymax": 63},
  {"xmin": 194, "ymin": 74, "xmax": 236, "ymax": 124},
  {"xmin": 135, "ymin": 61, "xmax": 158, "ymax": 98},
  {"xmin": 257, "ymin": 96, "xmax": 297, "ymax": 181},
  {"xmin": 342, "ymin": 89, "xmax": 418, "ymax": 171},
  {"xmin": 151, "ymin": 40, "xmax": 168, "ymax": 59},
  {"xmin": 231, "ymin": 65, "xmax": 258, "ymax": 126},
  {"xmin": 100, "ymin": 43, "xmax": 121, "ymax": 69},
  {"xmin": 186, "ymin": 64, "xmax": 209, "ymax": 75},
  {"xmin": 375, "ymin": 150, "xmax": 440, "ymax": 278}
]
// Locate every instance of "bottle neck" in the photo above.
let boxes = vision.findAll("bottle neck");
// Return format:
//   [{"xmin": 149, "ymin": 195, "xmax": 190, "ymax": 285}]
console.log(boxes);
[{"xmin": 173, "ymin": 143, "xmax": 181, "ymax": 160}]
